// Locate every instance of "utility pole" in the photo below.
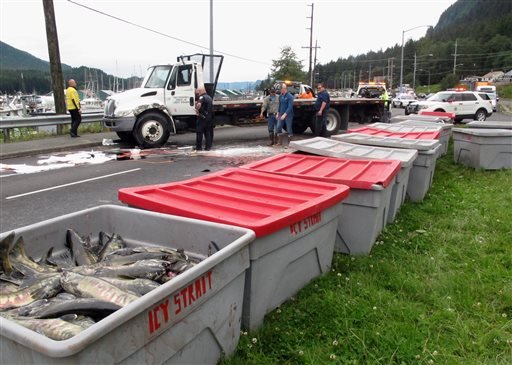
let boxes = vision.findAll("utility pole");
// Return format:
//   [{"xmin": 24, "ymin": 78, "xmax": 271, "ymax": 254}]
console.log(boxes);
[
  {"xmin": 302, "ymin": 3, "xmax": 314, "ymax": 86},
  {"xmin": 452, "ymin": 39, "xmax": 458, "ymax": 74},
  {"xmin": 42, "ymin": 0, "xmax": 65, "ymax": 115},
  {"xmin": 312, "ymin": 39, "xmax": 320, "ymax": 86},
  {"xmin": 209, "ymin": 0, "xmax": 214, "ymax": 83},
  {"xmin": 390, "ymin": 58, "xmax": 394, "ymax": 90}
]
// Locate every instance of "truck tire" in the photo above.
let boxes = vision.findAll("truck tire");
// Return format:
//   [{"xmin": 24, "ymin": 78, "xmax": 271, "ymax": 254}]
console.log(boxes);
[
  {"xmin": 474, "ymin": 109, "xmax": 487, "ymax": 121},
  {"xmin": 116, "ymin": 131, "xmax": 137, "ymax": 145},
  {"xmin": 324, "ymin": 109, "xmax": 341, "ymax": 135},
  {"xmin": 134, "ymin": 112, "xmax": 170, "ymax": 148}
]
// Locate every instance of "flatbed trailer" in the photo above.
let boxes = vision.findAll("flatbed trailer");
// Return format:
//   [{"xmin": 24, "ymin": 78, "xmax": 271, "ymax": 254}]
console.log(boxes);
[
  {"xmin": 103, "ymin": 54, "xmax": 385, "ymax": 147},
  {"xmin": 212, "ymin": 97, "xmax": 384, "ymax": 135}
]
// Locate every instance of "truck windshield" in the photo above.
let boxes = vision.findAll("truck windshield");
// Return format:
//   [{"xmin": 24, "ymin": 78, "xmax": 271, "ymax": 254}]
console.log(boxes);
[{"xmin": 144, "ymin": 66, "xmax": 171, "ymax": 88}]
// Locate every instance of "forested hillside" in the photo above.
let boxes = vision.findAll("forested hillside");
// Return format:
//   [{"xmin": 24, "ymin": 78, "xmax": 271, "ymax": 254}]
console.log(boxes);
[
  {"xmin": 0, "ymin": 41, "xmax": 139, "ymax": 94},
  {"xmin": 317, "ymin": 0, "xmax": 512, "ymax": 89}
]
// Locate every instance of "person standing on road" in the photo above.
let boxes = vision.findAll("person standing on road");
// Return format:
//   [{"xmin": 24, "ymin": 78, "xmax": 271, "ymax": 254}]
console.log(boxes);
[
  {"xmin": 276, "ymin": 83, "xmax": 295, "ymax": 144},
  {"xmin": 260, "ymin": 88, "xmax": 280, "ymax": 145},
  {"xmin": 195, "ymin": 87, "xmax": 214, "ymax": 151},
  {"xmin": 380, "ymin": 87, "xmax": 390, "ymax": 123},
  {"xmin": 314, "ymin": 82, "xmax": 330, "ymax": 137},
  {"xmin": 66, "ymin": 79, "xmax": 81, "ymax": 138}
]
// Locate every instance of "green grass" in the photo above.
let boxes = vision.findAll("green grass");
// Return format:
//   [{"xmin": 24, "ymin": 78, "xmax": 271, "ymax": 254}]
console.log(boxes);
[
  {"xmin": 415, "ymin": 84, "xmax": 442, "ymax": 95},
  {"xmin": 0, "ymin": 122, "xmax": 106, "ymax": 143},
  {"xmin": 497, "ymin": 85, "xmax": 512, "ymax": 99},
  {"xmin": 222, "ymin": 143, "xmax": 512, "ymax": 365}
]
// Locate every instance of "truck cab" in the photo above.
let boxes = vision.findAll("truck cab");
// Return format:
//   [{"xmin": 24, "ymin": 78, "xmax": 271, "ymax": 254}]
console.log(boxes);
[
  {"xmin": 103, "ymin": 54, "xmax": 223, "ymax": 148},
  {"xmin": 273, "ymin": 80, "xmax": 315, "ymax": 98},
  {"xmin": 356, "ymin": 82, "xmax": 387, "ymax": 98}
]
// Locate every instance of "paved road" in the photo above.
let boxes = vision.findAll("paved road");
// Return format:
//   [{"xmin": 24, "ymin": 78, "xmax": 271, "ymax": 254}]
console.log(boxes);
[
  {"xmin": 0, "ymin": 124, "xmax": 314, "ymax": 231},
  {"xmin": 1, "ymin": 109, "xmax": 509, "ymax": 232}
]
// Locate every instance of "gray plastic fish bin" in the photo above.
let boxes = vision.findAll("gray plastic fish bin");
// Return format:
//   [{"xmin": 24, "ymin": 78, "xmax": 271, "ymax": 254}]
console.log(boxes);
[
  {"xmin": 453, "ymin": 128, "xmax": 512, "ymax": 170},
  {"xmin": 393, "ymin": 114, "xmax": 452, "ymax": 123},
  {"xmin": 0, "ymin": 205, "xmax": 255, "ymax": 365},
  {"xmin": 368, "ymin": 122, "xmax": 451, "ymax": 156},
  {"xmin": 241, "ymin": 153, "xmax": 400, "ymax": 256},
  {"xmin": 466, "ymin": 121, "xmax": 512, "ymax": 129},
  {"xmin": 333, "ymin": 133, "xmax": 442, "ymax": 202},
  {"xmin": 395, "ymin": 121, "xmax": 453, "ymax": 156},
  {"xmin": 290, "ymin": 137, "xmax": 418, "ymax": 224},
  {"xmin": 118, "ymin": 168, "xmax": 350, "ymax": 331}
]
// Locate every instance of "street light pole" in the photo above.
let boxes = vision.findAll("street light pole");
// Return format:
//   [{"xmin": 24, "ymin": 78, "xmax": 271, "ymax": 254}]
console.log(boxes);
[
  {"xmin": 400, "ymin": 30, "xmax": 405, "ymax": 94},
  {"xmin": 399, "ymin": 25, "xmax": 432, "ymax": 95}
]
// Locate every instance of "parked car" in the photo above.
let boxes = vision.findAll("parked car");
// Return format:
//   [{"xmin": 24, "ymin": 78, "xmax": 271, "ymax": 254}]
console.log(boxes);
[
  {"xmin": 406, "ymin": 90, "xmax": 493, "ymax": 122},
  {"xmin": 487, "ymin": 93, "xmax": 499, "ymax": 112},
  {"xmin": 392, "ymin": 93, "xmax": 416, "ymax": 109}
]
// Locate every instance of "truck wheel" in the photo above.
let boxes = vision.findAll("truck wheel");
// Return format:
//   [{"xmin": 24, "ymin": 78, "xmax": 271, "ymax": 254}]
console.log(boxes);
[
  {"xmin": 324, "ymin": 109, "xmax": 341, "ymax": 135},
  {"xmin": 134, "ymin": 112, "xmax": 170, "ymax": 148},
  {"xmin": 116, "ymin": 131, "xmax": 137, "ymax": 145},
  {"xmin": 474, "ymin": 109, "xmax": 487, "ymax": 121}
]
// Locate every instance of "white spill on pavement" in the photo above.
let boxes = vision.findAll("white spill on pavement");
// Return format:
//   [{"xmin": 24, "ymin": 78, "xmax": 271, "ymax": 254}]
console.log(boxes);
[
  {"xmin": 0, "ymin": 144, "xmax": 280, "ymax": 175},
  {"xmin": 0, "ymin": 151, "xmax": 117, "ymax": 175}
]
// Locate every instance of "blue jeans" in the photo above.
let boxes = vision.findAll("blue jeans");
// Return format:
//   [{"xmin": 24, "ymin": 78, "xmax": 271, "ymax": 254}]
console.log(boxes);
[
  {"xmin": 277, "ymin": 115, "xmax": 293, "ymax": 137},
  {"xmin": 267, "ymin": 114, "xmax": 277, "ymax": 133},
  {"xmin": 314, "ymin": 114, "xmax": 327, "ymax": 137}
]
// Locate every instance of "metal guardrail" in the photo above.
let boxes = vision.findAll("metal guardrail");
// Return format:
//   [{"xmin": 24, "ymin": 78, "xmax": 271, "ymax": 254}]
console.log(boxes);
[
  {"xmin": 0, "ymin": 112, "xmax": 103, "ymax": 129},
  {"xmin": 0, "ymin": 113, "xmax": 104, "ymax": 142}
]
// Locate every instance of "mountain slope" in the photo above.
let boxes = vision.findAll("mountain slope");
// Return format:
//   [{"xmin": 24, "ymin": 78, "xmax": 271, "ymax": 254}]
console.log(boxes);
[
  {"xmin": 316, "ymin": 0, "xmax": 512, "ymax": 89},
  {"xmin": 0, "ymin": 41, "xmax": 72, "ymax": 71}
]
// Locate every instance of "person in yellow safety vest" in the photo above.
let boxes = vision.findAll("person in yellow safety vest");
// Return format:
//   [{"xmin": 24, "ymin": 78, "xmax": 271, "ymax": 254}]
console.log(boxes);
[
  {"xmin": 66, "ymin": 79, "xmax": 81, "ymax": 137},
  {"xmin": 380, "ymin": 88, "xmax": 390, "ymax": 123}
]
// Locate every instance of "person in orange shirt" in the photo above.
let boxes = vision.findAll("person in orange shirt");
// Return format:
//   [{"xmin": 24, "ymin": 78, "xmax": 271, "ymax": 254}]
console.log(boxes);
[{"xmin": 298, "ymin": 86, "xmax": 314, "ymax": 99}]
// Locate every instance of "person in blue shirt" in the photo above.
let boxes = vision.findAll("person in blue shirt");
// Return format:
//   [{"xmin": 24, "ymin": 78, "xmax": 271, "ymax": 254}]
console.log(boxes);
[
  {"xmin": 276, "ymin": 83, "xmax": 295, "ymax": 144},
  {"xmin": 314, "ymin": 82, "xmax": 330, "ymax": 137}
]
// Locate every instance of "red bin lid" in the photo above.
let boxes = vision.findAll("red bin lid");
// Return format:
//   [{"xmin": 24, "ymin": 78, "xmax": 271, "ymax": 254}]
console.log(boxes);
[
  {"xmin": 242, "ymin": 153, "xmax": 400, "ymax": 189},
  {"xmin": 119, "ymin": 168, "xmax": 350, "ymax": 237},
  {"xmin": 348, "ymin": 126, "xmax": 440, "ymax": 140}
]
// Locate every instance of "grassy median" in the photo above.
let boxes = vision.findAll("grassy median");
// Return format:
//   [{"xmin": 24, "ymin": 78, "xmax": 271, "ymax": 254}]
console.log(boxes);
[{"xmin": 223, "ymin": 142, "xmax": 512, "ymax": 365}]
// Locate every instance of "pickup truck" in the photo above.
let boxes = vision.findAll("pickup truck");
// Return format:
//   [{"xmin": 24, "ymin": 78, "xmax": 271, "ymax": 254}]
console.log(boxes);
[{"xmin": 103, "ymin": 54, "xmax": 385, "ymax": 148}]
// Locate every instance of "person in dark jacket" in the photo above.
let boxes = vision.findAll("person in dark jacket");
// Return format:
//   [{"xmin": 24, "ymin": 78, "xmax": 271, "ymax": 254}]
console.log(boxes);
[
  {"xmin": 314, "ymin": 82, "xmax": 330, "ymax": 137},
  {"xmin": 276, "ymin": 83, "xmax": 295, "ymax": 144},
  {"xmin": 195, "ymin": 87, "xmax": 214, "ymax": 151}
]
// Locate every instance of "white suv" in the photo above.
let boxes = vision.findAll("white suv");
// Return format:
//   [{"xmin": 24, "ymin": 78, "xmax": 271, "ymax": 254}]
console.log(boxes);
[{"xmin": 406, "ymin": 91, "xmax": 493, "ymax": 122}]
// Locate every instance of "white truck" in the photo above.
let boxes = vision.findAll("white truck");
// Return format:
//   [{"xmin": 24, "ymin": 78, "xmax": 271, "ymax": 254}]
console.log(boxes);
[{"xmin": 103, "ymin": 54, "xmax": 385, "ymax": 148}]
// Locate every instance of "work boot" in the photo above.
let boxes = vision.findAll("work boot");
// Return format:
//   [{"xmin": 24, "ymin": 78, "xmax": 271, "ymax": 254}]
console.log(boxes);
[
  {"xmin": 267, "ymin": 133, "xmax": 274, "ymax": 146},
  {"xmin": 281, "ymin": 134, "xmax": 290, "ymax": 147},
  {"xmin": 275, "ymin": 133, "xmax": 283, "ymax": 146}
]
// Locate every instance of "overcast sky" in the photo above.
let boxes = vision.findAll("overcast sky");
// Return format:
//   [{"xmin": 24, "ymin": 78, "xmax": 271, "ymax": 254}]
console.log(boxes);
[{"xmin": 1, "ymin": 0, "xmax": 457, "ymax": 82}]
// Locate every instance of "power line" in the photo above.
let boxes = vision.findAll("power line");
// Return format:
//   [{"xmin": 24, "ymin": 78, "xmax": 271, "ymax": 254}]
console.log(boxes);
[
  {"xmin": 451, "ymin": 50, "xmax": 512, "ymax": 57},
  {"xmin": 67, "ymin": 0, "xmax": 271, "ymax": 66}
]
